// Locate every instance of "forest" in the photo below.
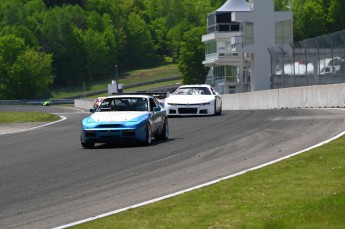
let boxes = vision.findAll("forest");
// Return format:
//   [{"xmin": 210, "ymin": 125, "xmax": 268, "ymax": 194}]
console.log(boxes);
[{"xmin": 0, "ymin": 0, "xmax": 345, "ymax": 99}]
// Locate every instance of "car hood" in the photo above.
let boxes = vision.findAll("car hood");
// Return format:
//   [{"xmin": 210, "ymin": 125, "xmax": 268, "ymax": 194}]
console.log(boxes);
[
  {"xmin": 89, "ymin": 111, "xmax": 148, "ymax": 122},
  {"xmin": 165, "ymin": 95, "xmax": 214, "ymax": 104}
]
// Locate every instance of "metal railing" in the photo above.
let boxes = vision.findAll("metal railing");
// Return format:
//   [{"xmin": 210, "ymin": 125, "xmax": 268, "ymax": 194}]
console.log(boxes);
[{"xmin": 269, "ymin": 30, "xmax": 345, "ymax": 89}]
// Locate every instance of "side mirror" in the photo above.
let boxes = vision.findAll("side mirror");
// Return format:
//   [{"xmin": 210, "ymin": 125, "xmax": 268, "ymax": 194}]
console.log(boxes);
[
  {"xmin": 153, "ymin": 106, "xmax": 161, "ymax": 112},
  {"xmin": 89, "ymin": 108, "xmax": 95, "ymax": 113}
]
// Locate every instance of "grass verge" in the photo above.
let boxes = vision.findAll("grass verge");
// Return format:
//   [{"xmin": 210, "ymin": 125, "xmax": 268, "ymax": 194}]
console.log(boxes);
[
  {"xmin": 74, "ymin": 135, "xmax": 345, "ymax": 229},
  {"xmin": 86, "ymin": 79, "xmax": 182, "ymax": 98},
  {"xmin": 51, "ymin": 64, "xmax": 179, "ymax": 98},
  {"xmin": 0, "ymin": 111, "xmax": 60, "ymax": 123}
]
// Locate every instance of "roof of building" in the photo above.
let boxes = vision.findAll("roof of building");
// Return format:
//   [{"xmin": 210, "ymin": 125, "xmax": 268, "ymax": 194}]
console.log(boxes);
[{"xmin": 216, "ymin": 0, "xmax": 250, "ymax": 12}]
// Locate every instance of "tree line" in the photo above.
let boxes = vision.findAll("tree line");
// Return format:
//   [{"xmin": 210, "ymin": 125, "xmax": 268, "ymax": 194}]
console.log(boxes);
[
  {"xmin": 1, "ymin": 0, "xmax": 344, "ymax": 99},
  {"xmin": 275, "ymin": 0, "xmax": 345, "ymax": 41}
]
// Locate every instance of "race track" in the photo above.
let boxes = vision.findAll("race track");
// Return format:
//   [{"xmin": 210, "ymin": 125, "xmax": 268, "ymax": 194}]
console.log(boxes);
[{"xmin": 1, "ymin": 105, "xmax": 345, "ymax": 229}]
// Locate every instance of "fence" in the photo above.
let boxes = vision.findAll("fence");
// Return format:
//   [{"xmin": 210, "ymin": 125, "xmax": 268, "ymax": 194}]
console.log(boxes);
[{"xmin": 269, "ymin": 30, "xmax": 345, "ymax": 89}]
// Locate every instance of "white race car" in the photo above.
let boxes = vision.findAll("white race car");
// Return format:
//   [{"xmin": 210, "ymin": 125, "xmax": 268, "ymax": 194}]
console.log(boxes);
[{"xmin": 164, "ymin": 84, "xmax": 222, "ymax": 116}]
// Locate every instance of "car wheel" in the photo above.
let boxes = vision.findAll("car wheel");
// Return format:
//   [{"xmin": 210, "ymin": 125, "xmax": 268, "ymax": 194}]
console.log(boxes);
[
  {"xmin": 157, "ymin": 118, "xmax": 169, "ymax": 141},
  {"xmin": 217, "ymin": 103, "xmax": 222, "ymax": 116},
  {"xmin": 215, "ymin": 101, "xmax": 222, "ymax": 116},
  {"xmin": 81, "ymin": 141, "xmax": 95, "ymax": 149},
  {"xmin": 144, "ymin": 123, "xmax": 152, "ymax": 145}
]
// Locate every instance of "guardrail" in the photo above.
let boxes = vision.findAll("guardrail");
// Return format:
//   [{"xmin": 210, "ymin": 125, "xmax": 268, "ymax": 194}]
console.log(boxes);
[{"xmin": 0, "ymin": 99, "xmax": 74, "ymax": 105}]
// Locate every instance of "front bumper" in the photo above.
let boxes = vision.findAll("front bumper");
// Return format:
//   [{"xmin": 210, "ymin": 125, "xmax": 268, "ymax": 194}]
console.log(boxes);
[
  {"xmin": 165, "ymin": 104, "xmax": 213, "ymax": 116},
  {"xmin": 81, "ymin": 126, "xmax": 146, "ymax": 144}
]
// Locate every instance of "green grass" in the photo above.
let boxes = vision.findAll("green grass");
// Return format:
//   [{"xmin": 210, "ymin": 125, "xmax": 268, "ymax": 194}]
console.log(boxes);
[
  {"xmin": 120, "ymin": 64, "xmax": 179, "ymax": 84},
  {"xmin": 74, "ymin": 135, "xmax": 345, "ymax": 229},
  {"xmin": 0, "ymin": 111, "xmax": 60, "ymax": 123},
  {"xmin": 87, "ymin": 79, "xmax": 182, "ymax": 98},
  {"xmin": 51, "ymin": 64, "xmax": 180, "ymax": 98}
]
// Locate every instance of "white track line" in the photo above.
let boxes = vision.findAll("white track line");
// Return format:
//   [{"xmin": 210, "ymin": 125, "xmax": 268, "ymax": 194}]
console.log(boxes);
[
  {"xmin": 53, "ymin": 129, "xmax": 345, "ymax": 229},
  {"xmin": 0, "ymin": 116, "xmax": 66, "ymax": 136}
]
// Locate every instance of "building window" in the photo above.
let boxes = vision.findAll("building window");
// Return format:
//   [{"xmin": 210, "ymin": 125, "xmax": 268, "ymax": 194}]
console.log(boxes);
[
  {"xmin": 244, "ymin": 22, "xmax": 253, "ymax": 44},
  {"xmin": 213, "ymin": 66, "xmax": 233, "ymax": 78},
  {"xmin": 275, "ymin": 20, "xmax": 292, "ymax": 44},
  {"xmin": 213, "ymin": 66, "xmax": 225, "ymax": 78},
  {"xmin": 205, "ymin": 41, "xmax": 217, "ymax": 55}
]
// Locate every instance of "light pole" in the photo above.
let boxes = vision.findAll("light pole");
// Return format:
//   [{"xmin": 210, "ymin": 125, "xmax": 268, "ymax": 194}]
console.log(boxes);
[
  {"xmin": 83, "ymin": 81, "xmax": 86, "ymax": 99},
  {"xmin": 115, "ymin": 65, "xmax": 118, "ymax": 82}
]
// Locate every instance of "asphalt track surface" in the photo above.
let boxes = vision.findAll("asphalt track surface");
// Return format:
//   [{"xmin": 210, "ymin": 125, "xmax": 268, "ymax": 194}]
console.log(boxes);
[{"xmin": 1, "ymin": 105, "xmax": 345, "ymax": 229}]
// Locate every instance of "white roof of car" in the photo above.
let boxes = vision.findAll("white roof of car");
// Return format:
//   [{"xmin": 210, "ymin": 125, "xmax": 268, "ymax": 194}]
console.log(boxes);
[
  {"xmin": 103, "ymin": 94, "xmax": 153, "ymax": 99},
  {"xmin": 178, "ymin": 84, "xmax": 212, "ymax": 88}
]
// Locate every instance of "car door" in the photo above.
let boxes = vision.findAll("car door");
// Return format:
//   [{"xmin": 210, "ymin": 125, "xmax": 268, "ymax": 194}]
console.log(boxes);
[
  {"xmin": 210, "ymin": 87, "xmax": 222, "ymax": 110},
  {"xmin": 149, "ymin": 98, "xmax": 163, "ymax": 134}
]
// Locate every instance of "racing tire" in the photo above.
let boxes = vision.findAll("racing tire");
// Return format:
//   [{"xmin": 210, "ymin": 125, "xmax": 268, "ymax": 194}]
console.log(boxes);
[
  {"xmin": 214, "ymin": 102, "xmax": 222, "ymax": 116},
  {"xmin": 156, "ymin": 119, "xmax": 169, "ymax": 141},
  {"xmin": 144, "ymin": 123, "xmax": 152, "ymax": 145},
  {"xmin": 81, "ymin": 142, "xmax": 95, "ymax": 149}
]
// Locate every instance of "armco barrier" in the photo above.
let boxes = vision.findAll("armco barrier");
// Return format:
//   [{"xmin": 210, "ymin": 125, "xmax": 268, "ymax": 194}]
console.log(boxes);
[
  {"xmin": 74, "ymin": 83, "xmax": 345, "ymax": 111},
  {"xmin": 0, "ymin": 99, "xmax": 74, "ymax": 105}
]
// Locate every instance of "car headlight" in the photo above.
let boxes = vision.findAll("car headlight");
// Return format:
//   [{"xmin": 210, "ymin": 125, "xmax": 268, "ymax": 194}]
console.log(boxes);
[
  {"xmin": 123, "ymin": 121, "xmax": 139, "ymax": 128},
  {"xmin": 82, "ymin": 117, "xmax": 97, "ymax": 129}
]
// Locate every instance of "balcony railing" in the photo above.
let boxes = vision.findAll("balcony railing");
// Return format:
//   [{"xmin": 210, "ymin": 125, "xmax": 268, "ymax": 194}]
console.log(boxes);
[
  {"xmin": 205, "ymin": 48, "xmax": 239, "ymax": 61},
  {"xmin": 207, "ymin": 23, "xmax": 240, "ymax": 34}
]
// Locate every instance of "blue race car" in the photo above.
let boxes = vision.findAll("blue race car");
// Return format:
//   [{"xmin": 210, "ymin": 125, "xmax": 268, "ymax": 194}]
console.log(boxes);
[{"xmin": 80, "ymin": 95, "xmax": 169, "ymax": 148}]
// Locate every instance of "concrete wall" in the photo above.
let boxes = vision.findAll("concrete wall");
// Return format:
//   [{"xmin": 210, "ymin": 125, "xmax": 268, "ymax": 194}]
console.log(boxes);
[
  {"xmin": 74, "ymin": 99, "xmax": 94, "ymax": 110},
  {"xmin": 75, "ymin": 83, "xmax": 345, "ymax": 111},
  {"xmin": 222, "ymin": 83, "xmax": 345, "ymax": 110}
]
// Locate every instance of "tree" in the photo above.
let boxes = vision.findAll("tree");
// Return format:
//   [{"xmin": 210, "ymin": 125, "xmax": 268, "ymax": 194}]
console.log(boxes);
[
  {"xmin": 178, "ymin": 27, "xmax": 207, "ymax": 84},
  {"xmin": 0, "ymin": 55, "xmax": 6, "ymax": 99},
  {"xmin": 10, "ymin": 50, "xmax": 54, "ymax": 99},
  {"xmin": 149, "ymin": 17, "xmax": 170, "ymax": 56},
  {"xmin": 125, "ymin": 13, "xmax": 157, "ymax": 68},
  {"xmin": 327, "ymin": 0, "xmax": 345, "ymax": 33},
  {"xmin": 0, "ymin": 0, "xmax": 25, "ymax": 26},
  {"xmin": 0, "ymin": 25, "xmax": 39, "ymax": 48},
  {"xmin": 292, "ymin": 0, "xmax": 329, "ymax": 40},
  {"xmin": 39, "ymin": 6, "xmax": 87, "ymax": 85},
  {"xmin": 274, "ymin": 0, "xmax": 292, "ymax": 11},
  {"xmin": 44, "ymin": 0, "xmax": 85, "ymax": 8},
  {"xmin": 82, "ymin": 29, "xmax": 111, "ymax": 80},
  {"xmin": 167, "ymin": 21, "xmax": 191, "ymax": 61},
  {"xmin": 210, "ymin": 0, "xmax": 225, "ymax": 8},
  {"xmin": 0, "ymin": 34, "xmax": 26, "ymax": 66},
  {"xmin": 0, "ymin": 35, "xmax": 54, "ymax": 99}
]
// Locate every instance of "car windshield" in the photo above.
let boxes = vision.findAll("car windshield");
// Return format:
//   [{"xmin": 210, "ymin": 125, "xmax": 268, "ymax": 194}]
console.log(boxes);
[
  {"xmin": 174, "ymin": 87, "xmax": 211, "ymax": 95},
  {"xmin": 97, "ymin": 97, "xmax": 148, "ymax": 112}
]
